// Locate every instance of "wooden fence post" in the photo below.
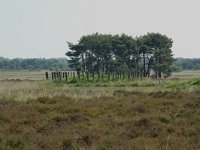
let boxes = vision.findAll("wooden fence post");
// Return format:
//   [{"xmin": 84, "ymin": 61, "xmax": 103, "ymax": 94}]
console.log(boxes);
[
  {"xmin": 131, "ymin": 70, "xmax": 134, "ymax": 79},
  {"xmin": 128, "ymin": 71, "xmax": 130, "ymax": 80},
  {"xmin": 140, "ymin": 70, "xmax": 143, "ymax": 80},
  {"xmin": 51, "ymin": 72, "xmax": 54, "ymax": 80},
  {"xmin": 82, "ymin": 71, "xmax": 84, "ymax": 80},
  {"xmin": 108, "ymin": 71, "xmax": 110, "ymax": 81},
  {"xmin": 117, "ymin": 70, "xmax": 119, "ymax": 80},
  {"xmin": 68, "ymin": 72, "xmax": 70, "ymax": 78},
  {"xmin": 55, "ymin": 72, "xmax": 58, "ymax": 80},
  {"xmin": 59, "ymin": 72, "xmax": 61, "ymax": 80},
  {"xmin": 97, "ymin": 71, "xmax": 100, "ymax": 81},
  {"xmin": 77, "ymin": 71, "xmax": 80, "ymax": 80},
  {"xmin": 63, "ymin": 72, "xmax": 65, "ymax": 78},
  {"xmin": 87, "ymin": 71, "xmax": 89, "ymax": 81},
  {"xmin": 45, "ymin": 72, "xmax": 48, "ymax": 80},
  {"xmin": 92, "ymin": 72, "xmax": 95, "ymax": 81},
  {"xmin": 65, "ymin": 72, "xmax": 68, "ymax": 82},
  {"xmin": 136, "ymin": 70, "xmax": 139, "ymax": 78},
  {"xmin": 102, "ymin": 71, "xmax": 104, "ymax": 81},
  {"xmin": 73, "ymin": 72, "xmax": 75, "ymax": 79}
]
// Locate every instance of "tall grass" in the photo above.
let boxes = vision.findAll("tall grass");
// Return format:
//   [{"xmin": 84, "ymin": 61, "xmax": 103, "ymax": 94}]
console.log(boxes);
[{"xmin": 0, "ymin": 76, "xmax": 200, "ymax": 102}]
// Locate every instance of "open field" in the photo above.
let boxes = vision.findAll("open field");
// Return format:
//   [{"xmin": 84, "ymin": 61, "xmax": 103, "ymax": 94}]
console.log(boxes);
[
  {"xmin": 0, "ymin": 70, "xmax": 200, "ymax": 101},
  {"xmin": 169, "ymin": 70, "xmax": 200, "ymax": 80},
  {"xmin": 0, "ymin": 70, "xmax": 200, "ymax": 149},
  {"xmin": 0, "ymin": 70, "xmax": 46, "ymax": 81}
]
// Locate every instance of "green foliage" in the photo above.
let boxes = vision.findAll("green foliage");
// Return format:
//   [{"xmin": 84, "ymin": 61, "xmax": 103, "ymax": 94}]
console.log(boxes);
[
  {"xmin": 188, "ymin": 78, "xmax": 200, "ymax": 86},
  {"xmin": 66, "ymin": 33, "xmax": 174, "ymax": 78},
  {"xmin": 171, "ymin": 65, "xmax": 182, "ymax": 72},
  {"xmin": 0, "ymin": 57, "xmax": 70, "ymax": 71},
  {"xmin": 68, "ymin": 78, "xmax": 79, "ymax": 84},
  {"xmin": 52, "ymin": 80, "xmax": 66, "ymax": 86},
  {"xmin": 173, "ymin": 58, "xmax": 200, "ymax": 70}
]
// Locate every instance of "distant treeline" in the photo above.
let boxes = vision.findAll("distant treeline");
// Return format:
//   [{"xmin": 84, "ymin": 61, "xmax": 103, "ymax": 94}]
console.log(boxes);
[
  {"xmin": 0, "ymin": 57, "xmax": 199, "ymax": 72},
  {"xmin": 172, "ymin": 58, "xmax": 200, "ymax": 72},
  {"xmin": 0, "ymin": 57, "xmax": 70, "ymax": 71}
]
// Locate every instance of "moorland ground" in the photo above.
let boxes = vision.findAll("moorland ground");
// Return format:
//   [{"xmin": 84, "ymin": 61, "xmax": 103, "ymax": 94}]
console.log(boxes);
[{"xmin": 0, "ymin": 70, "xmax": 200, "ymax": 150}]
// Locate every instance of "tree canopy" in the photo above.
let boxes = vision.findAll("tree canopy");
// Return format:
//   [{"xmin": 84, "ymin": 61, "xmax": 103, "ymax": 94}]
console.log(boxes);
[{"xmin": 66, "ymin": 33, "xmax": 174, "ymax": 78}]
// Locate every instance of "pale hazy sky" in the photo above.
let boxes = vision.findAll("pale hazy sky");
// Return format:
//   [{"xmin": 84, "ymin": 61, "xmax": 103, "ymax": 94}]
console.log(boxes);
[{"xmin": 0, "ymin": 0, "xmax": 199, "ymax": 58}]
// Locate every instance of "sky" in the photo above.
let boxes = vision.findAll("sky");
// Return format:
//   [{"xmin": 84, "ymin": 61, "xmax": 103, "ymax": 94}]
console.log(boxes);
[{"xmin": 0, "ymin": 0, "xmax": 200, "ymax": 58}]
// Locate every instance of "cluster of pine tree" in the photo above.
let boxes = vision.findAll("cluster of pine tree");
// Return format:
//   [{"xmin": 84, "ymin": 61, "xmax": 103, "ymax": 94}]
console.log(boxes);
[{"xmin": 66, "ymin": 33, "xmax": 173, "ymax": 78}]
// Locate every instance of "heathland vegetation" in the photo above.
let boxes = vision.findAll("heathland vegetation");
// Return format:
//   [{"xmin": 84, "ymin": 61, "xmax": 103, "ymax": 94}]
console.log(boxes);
[
  {"xmin": 0, "ymin": 33, "xmax": 200, "ymax": 150},
  {"xmin": 0, "ymin": 71, "xmax": 200, "ymax": 149}
]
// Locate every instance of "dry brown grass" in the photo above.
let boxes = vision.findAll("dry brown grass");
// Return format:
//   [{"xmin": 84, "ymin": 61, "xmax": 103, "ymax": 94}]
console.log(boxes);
[{"xmin": 0, "ymin": 90, "xmax": 200, "ymax": 149}]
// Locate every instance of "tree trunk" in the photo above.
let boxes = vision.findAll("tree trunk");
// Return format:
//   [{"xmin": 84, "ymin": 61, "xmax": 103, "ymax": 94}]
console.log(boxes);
[
  {"xmin": 143, "ymin": 53, "xmax": 146, "ymax": 77},
  {"xmin": 158, "ymin": 71, "xmax": 162, "ymax": 78},
  {"xmin": 81, "ymin": 53, "xmax": 85, "ymax": 72}
]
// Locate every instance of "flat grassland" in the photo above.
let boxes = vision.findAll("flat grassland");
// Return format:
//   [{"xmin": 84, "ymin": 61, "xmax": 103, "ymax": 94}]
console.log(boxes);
[{"xmin": 0, "ymin": 70, "xmax": 200, "ymax": 150}]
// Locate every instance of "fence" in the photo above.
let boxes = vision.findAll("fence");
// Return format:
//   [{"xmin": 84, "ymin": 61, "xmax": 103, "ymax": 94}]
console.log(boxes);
[{"xmin": 45, "ymin": 70, "xmax": 144, "ymax": 81}]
